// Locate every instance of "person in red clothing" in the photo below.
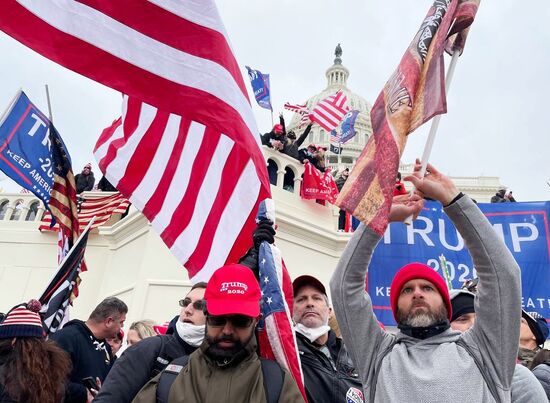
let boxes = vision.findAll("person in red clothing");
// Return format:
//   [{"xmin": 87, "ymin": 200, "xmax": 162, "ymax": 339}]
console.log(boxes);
[{"xmin": 393, "ymin": 172, "xmax": 408, "ymax": 196}]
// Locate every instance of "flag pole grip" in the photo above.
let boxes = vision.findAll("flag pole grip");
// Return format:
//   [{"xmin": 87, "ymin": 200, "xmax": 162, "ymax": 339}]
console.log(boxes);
[{"xmin": 404, "ymin": 51, "xmax": 460, "ymax": 225}]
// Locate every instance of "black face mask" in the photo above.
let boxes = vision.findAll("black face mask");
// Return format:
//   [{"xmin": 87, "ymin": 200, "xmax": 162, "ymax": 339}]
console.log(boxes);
[
  {"xmin": 398, "ymin": 320, "xmax": 450, "ymax": 340},
  {"xmin": 204, "ymin": 332, "xmax": 253, "ymax": 368}
]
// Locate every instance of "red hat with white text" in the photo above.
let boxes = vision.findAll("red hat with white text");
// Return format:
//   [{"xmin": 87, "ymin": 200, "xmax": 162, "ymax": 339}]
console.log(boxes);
[{"xmin": 205, "ymin": 264, "xmax": 261, "ymax": 317}]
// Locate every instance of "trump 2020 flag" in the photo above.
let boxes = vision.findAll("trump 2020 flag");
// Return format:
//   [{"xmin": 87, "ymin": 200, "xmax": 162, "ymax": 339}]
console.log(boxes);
[
  {"xmin": 246, "ymin": 66, "xmax": 273, "ymax": 111},
  {"xmin": 340, "ymin": 110, "xmax": 360, "ymax": 144},
  {"xmin": 0, "ymin": 91, "xmax": 59, "ymax": 208},
  {"xmin": 337, "ymin": 0, "xmax": 479, "ymax": 235}
]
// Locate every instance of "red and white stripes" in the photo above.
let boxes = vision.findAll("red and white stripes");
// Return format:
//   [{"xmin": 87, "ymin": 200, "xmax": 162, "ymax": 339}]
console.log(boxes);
[
  {"xmin": 0, "ymin": 0, "xmax": 271, "ymax": 282},
  {"xmin": 310, "ymin": 91, "xmax": 349, "ymax": 131}
]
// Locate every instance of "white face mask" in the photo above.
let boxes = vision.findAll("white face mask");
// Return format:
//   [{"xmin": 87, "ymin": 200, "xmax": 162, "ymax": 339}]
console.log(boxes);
[
  {"xmin": 294, "ymin": 323, "xmax": 331, "ymax": 343},
  {"xmin": 176, "ymin": 320, "xmax": 205, "ymax": 347}
]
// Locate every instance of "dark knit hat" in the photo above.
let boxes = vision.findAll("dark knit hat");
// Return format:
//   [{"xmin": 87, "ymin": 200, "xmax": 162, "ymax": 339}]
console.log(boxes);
[
  {"xmin": 390, "ymin": 263, "xmax": 452, "ymax": 322},
  {"xmin": 522, "ymin": 310, "xmax": 549, "ymax": 347},
  {"xmin": 449, "ymin": 289, "xmax": 476, "ymax": 322},
  {"xmin": 0, "ymin": 300, "xmax": 45, "ymax": 339}
]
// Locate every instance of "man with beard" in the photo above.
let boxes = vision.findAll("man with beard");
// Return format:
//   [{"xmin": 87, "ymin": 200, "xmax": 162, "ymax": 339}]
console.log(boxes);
[
  {"xmin": 293, "ymin": 275, "xmax": 364, "ymax": 403},
  {"xmin": 94, "ymin": 283, "xmax": 207, "ymax": 403},
  {"xmin": 133, "ymin": 264, "xmax": 303, "ymax": 403},
  {"xmin": 330, "ymin": 161, "xmax": 521, "ymax": 402}
]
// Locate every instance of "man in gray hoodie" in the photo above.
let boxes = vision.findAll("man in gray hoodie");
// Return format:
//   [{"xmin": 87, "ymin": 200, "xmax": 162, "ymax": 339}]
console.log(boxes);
[{"xmin": 330, "ymin": 161, "xmax": 521, "ymax": 403}]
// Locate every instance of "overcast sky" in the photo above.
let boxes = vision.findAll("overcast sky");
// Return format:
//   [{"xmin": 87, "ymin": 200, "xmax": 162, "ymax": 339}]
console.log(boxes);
[{"xmin": 0, "ymin": 1, "xmax": 549, "ymax": 201}]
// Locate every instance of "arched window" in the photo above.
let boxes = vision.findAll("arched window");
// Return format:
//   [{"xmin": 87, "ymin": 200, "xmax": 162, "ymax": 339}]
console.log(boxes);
[
  {"xmin": 283, "ymin": 167, "xmax": 295, "ymax": 192},
  {"xmin": 267, "ymin": 159, "xmax": 278, "ymax": 186},
  {"xmin": 10, "ymin": 200, "xmax": 23, "ymax": 221},
  {"xmin": 319, "ymin": 129, "xmax": 326, "ymax": 143},
  {"xmin": 26, "ymin": 201, "xmax": 40, "ymax": 221},
  {"xmin": 0, "ymin": 200, "xmax": 8, "ymax": 220}
]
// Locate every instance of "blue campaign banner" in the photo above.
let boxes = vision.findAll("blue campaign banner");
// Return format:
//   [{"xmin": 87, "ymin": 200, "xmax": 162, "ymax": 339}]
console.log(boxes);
[
  {"xmin": 369, "ymin": 200, "xmax": 550, "ymax": 327},
  {"xmin": 0, "ymin": 91, "xmax": 70, "ymax": 208},
  {"xmin": 340, "ymin": 110, "xmax": 359, "ymax": 143},
  {"xmin": 246, "ymin": 66, "xmax": 272, "ymax": 111}
]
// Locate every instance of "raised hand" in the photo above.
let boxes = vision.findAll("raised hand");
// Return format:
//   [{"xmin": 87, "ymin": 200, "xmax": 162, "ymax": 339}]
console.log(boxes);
[
  {"xmin": 404, "ymin": 159, "xmax": 460, "ymax": 206},
  {"xmin": 389, "ymin": 193, "xmax": 424, "ymax": 223}
]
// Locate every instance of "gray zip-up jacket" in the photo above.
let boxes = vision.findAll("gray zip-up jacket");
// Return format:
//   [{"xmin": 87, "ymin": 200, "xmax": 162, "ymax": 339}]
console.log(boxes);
[{"xmin": 330, "ymin": 196, "xmax": 521, "ymax": 403}]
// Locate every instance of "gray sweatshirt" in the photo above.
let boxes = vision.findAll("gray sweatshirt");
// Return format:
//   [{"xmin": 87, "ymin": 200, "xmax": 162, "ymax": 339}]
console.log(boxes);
[
  {"xmin": 511, "ymin": 364, "xmax": 547, "ymax": 402},
  {"xmin": 330, "ymin": 196, "xmax": 521, "ymax": 403}
]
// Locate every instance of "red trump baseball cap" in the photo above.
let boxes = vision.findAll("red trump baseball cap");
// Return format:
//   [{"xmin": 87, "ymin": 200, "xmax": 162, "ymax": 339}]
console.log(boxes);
[{"xmin": 205, "ymin": 264, "xmax": 261, "ymax": 317}]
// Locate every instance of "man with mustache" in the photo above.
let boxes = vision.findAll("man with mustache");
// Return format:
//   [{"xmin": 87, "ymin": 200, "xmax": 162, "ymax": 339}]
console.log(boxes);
[
  {"xmin": 133, "ymin": 264, "xmax": 303, "ymax": 403},
  {"xmin": 94, "ymin": 283, "xmax": 207, "ymax": 403},
  {"xmin": 293, "ymin": 275, "xmax": 364, "ymax": 403},
  {"xmin": 331, "ymin": 161, "xmax": 521, "ymax": 402}
]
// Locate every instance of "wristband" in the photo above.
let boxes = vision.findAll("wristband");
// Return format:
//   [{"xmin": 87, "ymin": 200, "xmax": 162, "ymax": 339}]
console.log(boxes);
[{"xmin": 444, "ymin": 192, "xmax": 464, "ymax": 207}]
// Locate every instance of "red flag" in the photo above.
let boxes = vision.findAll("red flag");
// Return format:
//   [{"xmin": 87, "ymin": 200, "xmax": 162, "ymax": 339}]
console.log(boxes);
[
  {"xmin": 310, "ymin": 91, "xmax": 349, "ymax": 131},
  {"xmin": 0, "ymin": 1, "xmax": 271, "ymax": 283},
  {"xmin": 300, "ymin": 163, "xmax": 339, "ymax": 204},
  {"xmin": 337, "ymin": 0, "xmax": 477, "ymax": 235},
  {"xmin": 446, "ymin": 0, "xmax": 481, "ymax": 55}
]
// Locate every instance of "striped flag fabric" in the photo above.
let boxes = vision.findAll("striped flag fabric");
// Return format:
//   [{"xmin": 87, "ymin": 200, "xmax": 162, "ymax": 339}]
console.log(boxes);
[
  {"xmin": 39, "ymin": 192, "xmax": 130, "ymax": 232},
  {"xmin": 39, "ymin": 219, "xmax": 92, "ymax": 334},
  {"xmin": 310, "ymin": 91, "xmax": 349, "ymax": 131},
  {"xmin": 0, "ymin": 1, "xmax": 271, "ymax": 283},
  {"xmin": 337, "ymin": 0, "xmax": 477, "ymax": 235},
  {"xmin": 94, "ymin": 96, "xmax": 270, "ymax": 282},
  {"xmin": 48, "ymin": 123, "xmax": 81, "ymax": 267},
  {"xmin": 330, "ymin": 129, "xmax": 341, "ymax": 144},
  {"xmin": 284, "ymin": 102, "xmax": 311, "ymax": 127},
  {"xmin": 255, "ymin": 201, "xmax": 306, "ymax": 401}
]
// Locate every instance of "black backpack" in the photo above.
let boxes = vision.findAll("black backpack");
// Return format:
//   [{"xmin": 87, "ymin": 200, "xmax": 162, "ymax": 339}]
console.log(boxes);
[{"xmin": 156, "ymin": 356, "xmax": 284, "ymax": 403}]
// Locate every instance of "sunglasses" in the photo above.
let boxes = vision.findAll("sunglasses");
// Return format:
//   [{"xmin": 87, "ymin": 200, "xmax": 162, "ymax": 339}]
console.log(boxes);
[
  {"xmin": 179, "ymin": 298, "xmax": 206, "ymax": 310},
  {"xmin": 206, "ymin": 314, "xmax": 254, "ymax": 329}
]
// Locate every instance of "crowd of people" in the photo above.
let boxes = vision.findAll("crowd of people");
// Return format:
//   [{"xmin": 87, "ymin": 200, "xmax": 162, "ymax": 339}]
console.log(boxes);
[
  {"xmin": 262, "ymin": 115, "xmax": 330, "ymax": 187},
  {"xmin": 0, "ymin": 163, "xmax": 548, "ymax": 403}
]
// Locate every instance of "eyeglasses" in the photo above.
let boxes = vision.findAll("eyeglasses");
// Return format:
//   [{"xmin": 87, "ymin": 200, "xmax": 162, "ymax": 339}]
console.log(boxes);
[
  {"xmin": 206, "ymin": 315, "xmax": 254, "ymax": 329},
  {"xmin": 178, "ymin": 298, "xmax": 206, "ymax": 311}
]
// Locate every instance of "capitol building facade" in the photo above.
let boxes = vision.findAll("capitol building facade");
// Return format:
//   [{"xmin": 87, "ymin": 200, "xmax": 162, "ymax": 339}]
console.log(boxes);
[{"xmin": 0, "ymin": 46, "xmax": 504, "ymax": 331}]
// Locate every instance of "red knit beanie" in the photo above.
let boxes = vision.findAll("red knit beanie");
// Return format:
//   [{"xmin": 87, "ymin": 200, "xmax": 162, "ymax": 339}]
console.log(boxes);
[{"xmin": 390, "ymin": 263, "xmax": 452, "ymax": 322}]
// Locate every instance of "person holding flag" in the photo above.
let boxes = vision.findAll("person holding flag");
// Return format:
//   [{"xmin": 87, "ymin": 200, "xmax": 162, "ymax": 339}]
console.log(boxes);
[{"xmin": 330, "ymin": 162, "xmax": 521, "ymax": 402}]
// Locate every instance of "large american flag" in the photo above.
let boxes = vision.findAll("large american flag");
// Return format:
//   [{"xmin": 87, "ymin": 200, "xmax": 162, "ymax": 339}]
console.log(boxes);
[
  {"xmin": 310, "ymin": 91, "xmax": 349, "ymax": 131},
  {"xmin": 39, "ymin": 192, "xmax": 130, "ymax": 232},
  {"xmin": 0, "ymin": 1, "xmax": 271, "ymax": 283},
  {"xmin": 256, "ymin": 201, "xmax": 306, "ymax": 401}
]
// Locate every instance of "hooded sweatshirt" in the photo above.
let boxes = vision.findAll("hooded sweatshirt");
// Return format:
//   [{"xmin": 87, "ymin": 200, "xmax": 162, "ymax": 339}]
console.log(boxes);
[
  {"xmin": 50, "ymin": 319, "xmax": 114, "ymax": 403},
  {"xmin": 330, "ymin": 196, "xmax": 521, "ymax": 403}
]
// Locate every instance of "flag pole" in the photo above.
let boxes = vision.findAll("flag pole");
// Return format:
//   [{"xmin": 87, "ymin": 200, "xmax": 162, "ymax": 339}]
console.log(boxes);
[
  {"xmin": 338, "ymin": 140, "xmax": 342, "ymax": 167},
  {"xmin": 404, "ymin": 51, "xmax": 460, "ymax": 224},
  {"xmin": 270, "ymin": 110, "xmax": 274, "ymax": 127},
  {"xmin": 0, "ymin": 89, "xmax": 23, "ymax": 128},
  {"xmin": 45, "ymin": 84, "xmax": 54, "ymax": 123}
]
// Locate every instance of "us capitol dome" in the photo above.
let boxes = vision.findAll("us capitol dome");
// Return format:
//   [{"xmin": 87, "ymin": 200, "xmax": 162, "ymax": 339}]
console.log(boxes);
[{"xmin": 287, "ymin": 44, "xmax": 373, "ymax": 169}]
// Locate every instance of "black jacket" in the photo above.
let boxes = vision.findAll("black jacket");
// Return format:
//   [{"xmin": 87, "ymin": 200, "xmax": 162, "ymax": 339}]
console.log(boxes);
[
  {"xmin": 97, "ymin": 176, "xmax": 117, "ymax": 192},
  {"xmin": 94, "ymin": 332, "xmax": 197, "ymax": 403},
  {"xmin": 296, "ymin": 330, "xmax": 363, "ymax": 403},
  {"xmin": 50, "ymin": 320, "xmax": 114, "ymax": 403},
  {"xmin": 75, "ymin": 172, "xmax": 95, "ymax": 193},
  {"xmin": 282, "ymin": 124, "xmax": 312, "ymax": 160}
]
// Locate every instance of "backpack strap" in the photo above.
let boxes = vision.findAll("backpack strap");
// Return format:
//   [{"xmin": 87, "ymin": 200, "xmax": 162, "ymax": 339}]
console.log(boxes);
[
  {"xmin": 156, "ymin": 355, "xmax": 189, "ymax": 403},
  {"xmin": 260, "ymin": 358, "xmax": 284, "ymax": 403}
]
